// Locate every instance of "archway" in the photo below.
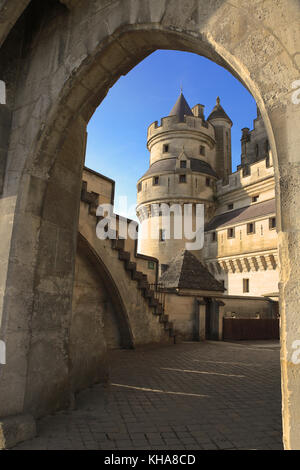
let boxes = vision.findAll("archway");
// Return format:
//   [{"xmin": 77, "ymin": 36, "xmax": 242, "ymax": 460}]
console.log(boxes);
[{"xmin": 0, "ymin": 0, "xmax": 299, "ymax": 449}]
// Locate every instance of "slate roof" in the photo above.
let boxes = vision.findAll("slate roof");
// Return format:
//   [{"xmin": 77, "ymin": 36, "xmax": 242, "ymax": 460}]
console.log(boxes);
[
  {"xmin": 160, "ymin": 250, "xmax": 224, "ymax": 292},
  {"xmin": 140, "ymin": 157, "xmax": 217, "ymax": 179},
  {"xmin": 207, "ymin": 97, "xmax": 232, "ymax": 125},
  {"xmin": 205, "ymin": 199, "xmax": 276, "ymax": 231},
  {"xmin": 169, "ymin": 92, "xmax": 194, "ymax": 122}
]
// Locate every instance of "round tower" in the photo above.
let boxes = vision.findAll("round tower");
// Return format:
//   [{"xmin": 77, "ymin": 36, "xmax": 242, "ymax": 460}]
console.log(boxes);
[{"xmin": 136, "ymin": 92, "xmax": 219, "ymax": 271}]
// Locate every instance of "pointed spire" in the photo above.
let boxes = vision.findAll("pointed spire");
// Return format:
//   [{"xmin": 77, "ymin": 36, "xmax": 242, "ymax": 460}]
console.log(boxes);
[
  {"xmin": 207, "ymin": 96, "xmax": 232, "ymax": 125},
  {"xmin": 169, "ymin": 91, "xmax": 193, "ymax": 122}
]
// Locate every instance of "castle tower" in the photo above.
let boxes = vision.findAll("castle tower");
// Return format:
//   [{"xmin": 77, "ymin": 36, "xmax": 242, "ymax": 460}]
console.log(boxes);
[
  {"xmin": 207, "ymin": 97, "xmax": 233, "ymax": 181},
  {"xmin": 136, "ymin": 92, "xmax": 220, "ymax": 271}
]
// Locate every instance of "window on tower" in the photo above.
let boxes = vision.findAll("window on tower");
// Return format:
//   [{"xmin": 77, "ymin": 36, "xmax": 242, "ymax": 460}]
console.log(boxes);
[
  {"xmin": 179, "ymin": 174, "xmax": 186, "ymax": 183},
  {"xmin": 137, "ymin": 182, "xmax": 142, "ymax": 192},
  {"xmin": 160, "ymin": 229, "xmax": 166, "ymax": 242},
  {"xmin": 206, "ymin": 177, "xmax": 210, "ymax": 187},
  {"xmin": 153, "ymin": 176, "xmax": 159, "ymax": 186},
  {"xmin": 200, "ymin": 145, "xmax": 206, "ymax": 156},
  {"xmin": 243, "ymin": 278, "xmax": 250, "ymax": 293},
  {"xmin": 163, "ymin": 144, "xmax": 169, "ymax": 153},
  {"xmin": 180, "ymin": 160, "xmax": 187, "ymax": 168}
]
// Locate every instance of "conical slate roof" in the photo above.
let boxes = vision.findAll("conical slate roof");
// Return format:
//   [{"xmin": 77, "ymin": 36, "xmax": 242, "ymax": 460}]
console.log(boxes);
[
  {"xmin": 160, "ymin": 250, "xmax": 224, "ymax": 292},
  {"xmin": 207, "ymin": 97, "xmax": 232, "ymax": 125},
  {"xmin": 169, "ymin": 92, "xmax": 194, "ymax": 122}
]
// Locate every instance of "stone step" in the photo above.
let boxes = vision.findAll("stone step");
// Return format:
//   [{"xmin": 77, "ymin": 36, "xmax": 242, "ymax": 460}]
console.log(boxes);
[
  {"xmin": 149, "ymin": 297, "xmax": 159, "ymax": 308},
  {"xmin": 132, "ymin": 270, "xmax": 144, "ymax": 281},
  {"xmin": 165, "ymin": 321, "xmax": 174, "ymax": 331},
  {"xmin": 111, "ymin": 238, "xmax": 125, "ymax": 251},
  {"xmin": 138, "ymin": 279, "xmax": 149, "ymax": 290},
  {"xmin": 118, "ymin": 250, "xmax": 130, "ymax": 261},
  {"xmin": 155, "ymin": 304, "xmax": 164, "ymax": 315},
  {"xmin": 159, "ymin": 315, "xmax": 169, "ymax": 323},
  {"xmin": 125, "ymin": 261, "xmax": 137, "ymax": 272},
  {"xmin": 143, "ymin": 288, "xmax": 155, "ymax": 299}
]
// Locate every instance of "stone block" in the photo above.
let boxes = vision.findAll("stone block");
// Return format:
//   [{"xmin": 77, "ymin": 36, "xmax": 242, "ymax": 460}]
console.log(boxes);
[{"xmin": 0, "ymin": 414, "xmax": 36, "ymax": 449}]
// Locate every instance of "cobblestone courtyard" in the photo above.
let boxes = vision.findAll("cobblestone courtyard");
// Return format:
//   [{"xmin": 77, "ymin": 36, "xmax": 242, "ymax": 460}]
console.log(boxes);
[{"xmin": 14, "ymin": 341, "xmax": 282, "ymax": 450}]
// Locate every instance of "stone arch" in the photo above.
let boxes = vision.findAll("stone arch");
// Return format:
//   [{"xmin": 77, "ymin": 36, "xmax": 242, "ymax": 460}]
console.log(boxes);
[
  {"xmin": 0, "ymin": 0, "xmax": 299, "ymax": 448},
  {"xmin": 76, "ymin": 232, "xmax": 134, "ymax": 350}
]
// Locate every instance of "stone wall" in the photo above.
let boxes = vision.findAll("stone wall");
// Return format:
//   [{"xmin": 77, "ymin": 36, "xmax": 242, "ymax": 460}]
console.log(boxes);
[{"xmin": 0, "ymin": 0, "xmax": 299, "ymax": 449}]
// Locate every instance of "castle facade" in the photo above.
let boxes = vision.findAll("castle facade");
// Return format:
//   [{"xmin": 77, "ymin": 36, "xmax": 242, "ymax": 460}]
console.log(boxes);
[{"xmin": 136, "ymin": 92, "xmax": 278, "ymax": 298}]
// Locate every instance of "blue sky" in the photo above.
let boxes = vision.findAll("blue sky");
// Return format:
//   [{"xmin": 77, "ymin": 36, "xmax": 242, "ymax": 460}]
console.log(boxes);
[{"xmin": 85, "ymin": 50, "xmax": 257, "ymax": 219}]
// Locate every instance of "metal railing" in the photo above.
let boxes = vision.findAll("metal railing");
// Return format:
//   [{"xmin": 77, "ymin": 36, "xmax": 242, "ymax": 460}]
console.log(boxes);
[{"xmin": 149, "ymin": 283, "xmax": 166, "ymax": 311}]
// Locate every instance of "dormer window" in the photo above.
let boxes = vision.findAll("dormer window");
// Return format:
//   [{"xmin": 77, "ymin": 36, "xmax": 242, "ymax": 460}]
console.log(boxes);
[
  {"xmin": 180, "ymin": 160, "xmax": 187, "ymax": 168},
  {"xmin": 252, "ymin": 195, "xmax": 259, "ymax": 203},
  {"xmin": 179, "ymin": 174, "xmax": 186, "ymax": 183},
  {"xmin": 163, "ymin": 144, "xmax": 169, "ymax": 153},
  {"xmin": 153, "ymin": 176, "xmax": 159, "ymax": 186},
  {"xmin": 200, "ymin": 145, "xmax": 206, "ymax": 156},
  {"xmin": 227, "ymin": 203, "xmax": 234, "ymax": 210}
]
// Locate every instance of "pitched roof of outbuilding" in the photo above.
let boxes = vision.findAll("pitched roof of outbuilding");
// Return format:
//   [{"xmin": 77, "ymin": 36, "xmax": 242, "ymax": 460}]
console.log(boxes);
[
  {"xmin": 140, "ymin": 157, "xmax": 217, "ymax": 179},
  {"xmin": 169, "ymin": 92, "xmax": 194, "ymax": 122},
  {"xmin": 160, "ymin": 250, "xmax": 224, "ymax": 292},
  {"xmin": 205, "ymin": 199, "xmax": 276, "ymax": 231}
]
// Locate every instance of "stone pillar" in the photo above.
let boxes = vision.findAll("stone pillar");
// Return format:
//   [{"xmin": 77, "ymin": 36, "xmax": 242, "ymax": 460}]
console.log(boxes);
[
  {"xmin": 196, "ymin": 299, "xmax": 206, "ymax": 341},
  {"xmin": 269, "ymin": 98, "xmax": 300, "ymax": 449},
  {"xmin": 216, "ymin": 300, "xmax": 225, "ymax": 341},
  {"xmin": 0, "ymin": 116, "xmax": 87, "ymax": 447}
]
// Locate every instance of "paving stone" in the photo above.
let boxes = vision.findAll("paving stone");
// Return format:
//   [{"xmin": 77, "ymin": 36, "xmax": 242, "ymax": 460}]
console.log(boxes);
[{"xmin": 12, "ymin": 341, "xmax": 283, "ymax": 450}]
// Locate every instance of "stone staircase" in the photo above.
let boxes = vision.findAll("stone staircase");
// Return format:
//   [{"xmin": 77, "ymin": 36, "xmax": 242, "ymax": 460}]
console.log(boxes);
[
  {"xmin": 110, "ymin": 237, "xmax": 175, "ymax": 339},
  {"xmin": 79, "ymin": 177, "xmax": 175, "ymax": 343}
]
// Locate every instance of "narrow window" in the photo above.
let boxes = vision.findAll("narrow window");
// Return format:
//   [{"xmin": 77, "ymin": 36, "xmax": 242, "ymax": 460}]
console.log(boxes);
[
  {"xmin": 163, "ymin": 144, "xmax": 169, "ymax": 153},
  {"xmin": 247, "ymin": 222, "xmax": 255, "ymax": 234},
  {"xmin": 227, "ymin": 228, "xmax": 235, "ymax": 239},
  {"xmin": 148, "ymin": 261, "xmax": 155, "ymax": 270},
  {"xmin": 269, "ymin": 217, "xmax": 276, "ymax": 230},
  {"xmin": 227, "ymin": 203, "xmax": 234, "ymax": 210},
  {"xmin": 153, "ymin": 176, "xmax": 159, "ymax": 186},
  {"xmin": 212, "ymin": 232, "xmax": 217, "ymax": 242},
  {"xmin": 255, "ymin": 144, "xmax": 259, "ymax": 158},
  {"xmin": 206, "ymin": 177, "xmax": 210, "ymax": 187},
  {"xmin": 243, "ymin": 278, "xmax": 250, "ymax": 293},
  {"xmin": 160, "ymin": 229, "xmax": 166, "ymax": 242},
  {"xmin": 180, "ymin": 160, "xmax": 187, "ymax": 168},
  {"xmin": 137, "ymin": 183, "xmax": 142, "ymax": 192},
  {"xmin": 261, "ymin": 225, "xmax": 263, "ymax": 236},
  {"xmin": 200, "ymin": 145, "xmax": 206, "ymax": 156},
  {"xmin": 179, "ymin": 174, "xmax": 186, "ymax": 183}
]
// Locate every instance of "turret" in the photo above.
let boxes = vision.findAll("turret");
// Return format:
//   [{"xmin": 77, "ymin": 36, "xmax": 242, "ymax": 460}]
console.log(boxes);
[
  {"xmin": 207, "ymin": 97, "xmax": 233, "ymax": 181},
  {"xmin": 136, "ymin": 92, "xmax": 218, "ymax": 271}
]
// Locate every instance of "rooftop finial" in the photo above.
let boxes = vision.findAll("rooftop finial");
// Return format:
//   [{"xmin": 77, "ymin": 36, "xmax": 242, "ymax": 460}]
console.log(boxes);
[
  {"xmin": 180, "ymin": 82, "xmax": 183, "ymax": 94},
  {"xmin": 216, "ymin": 96, "xmax": 220, "ymax": 106}
]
